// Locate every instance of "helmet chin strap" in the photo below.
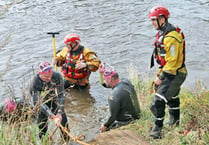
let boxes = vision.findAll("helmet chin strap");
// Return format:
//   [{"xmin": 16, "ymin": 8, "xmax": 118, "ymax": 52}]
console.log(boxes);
[
  {"xmin": 157, "ymin": 19, "xmax": 164, "ymax": 30},
  {"xmin": 157, "ymin": 17, "xmax": 167, "ymax": 30}
]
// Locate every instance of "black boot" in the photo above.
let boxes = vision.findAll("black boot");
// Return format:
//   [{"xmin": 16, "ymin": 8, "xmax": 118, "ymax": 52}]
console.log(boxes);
[
  {"xmin": 168, "ymin": 109, "xmax": 180, "ymax": 126},
  {"xmin": 150, "ymin": 125, "xmax": 162, "ymax": 139}
]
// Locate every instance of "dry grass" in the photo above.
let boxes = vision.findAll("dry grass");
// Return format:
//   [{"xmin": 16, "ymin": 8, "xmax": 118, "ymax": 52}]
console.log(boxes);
[
  {"xmin": 125, "ymin": 68, "xmax": 209, "ymax": 145},
  {"xmin": 0, "ymin": 62, "xmax": 208, "ymax": 144}
]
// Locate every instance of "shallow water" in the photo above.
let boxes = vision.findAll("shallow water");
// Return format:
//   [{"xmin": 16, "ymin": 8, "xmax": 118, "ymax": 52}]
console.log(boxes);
[{"xmin": 0, "ymin": 0, "xmax": 209, "ymax": 141}]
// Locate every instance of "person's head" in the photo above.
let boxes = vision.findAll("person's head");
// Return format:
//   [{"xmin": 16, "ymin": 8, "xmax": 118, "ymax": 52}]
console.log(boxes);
[
  {"xmin": 148, "ymin": 6, "xmax": 169, "ymax": 30},
  {"xmin": 4, "ymin": 99, "xmax": 17, "ymax": 113},
  {"xmin": 103, "ymin": 69, "xmax": 120, "ymax": 88},
  {"xmin": 64, "ymin": 33, "xmax": 80, "ymax": 52},
  {"xmin": 38, "ymin": 61, "xmax": 53, "ymax": 82}
]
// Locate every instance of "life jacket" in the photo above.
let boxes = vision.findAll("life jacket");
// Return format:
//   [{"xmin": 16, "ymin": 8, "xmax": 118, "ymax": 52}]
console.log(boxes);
[
  {"xmin": 61, "ymin": 47, "xmax": 89, "ymax": 79},
  {"xmin": 150, "ymin": 25, "xmax": 185, "ymax": 69}
]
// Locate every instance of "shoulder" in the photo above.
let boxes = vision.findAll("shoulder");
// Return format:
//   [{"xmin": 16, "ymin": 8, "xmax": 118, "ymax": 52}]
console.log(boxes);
[
  {"xmin": 121, "ymin": 78, "xmax": 134, "ymax": 89},
  {"xmin": 52, "ymin": 71, "xmax": 63, "ymax": 79},
  {"xmin": 57, "ymin": 47, "xmax": 68, "ymax": 56},
  {"xmin": 121, "ymin": 78, "xmax": 132, "ymax": 85},
  {"xmin": 113, "ymin": 79, "xmax": 135, "ymax": 95},
  {"xmin": 165, "ymin": 31, "xmax": 183, "ymax": 43},
  {"xmin": 16, "ymin": 98, "xmax": 29, "ymax": 106},
  {"xmin": 83, "ymin": 47, "xmax": 96, "ymax": 55},
  {"xmin": 61, "ymin": 47, "xmax": 68, "ymax": 52},
  {"xmin": 112, "ymin": 82, "xmax": 127, "ymax": 98},
  {"xmin": 32, "ymin": 74, "xmax": 41, "ymax": 85},
  {"xmin": 165, "ymin": 24, "xmax": 183, "ymax": 43},
  {"xmin": 30, "ymin": 74, "xmax": 42, "ymax": 91}
]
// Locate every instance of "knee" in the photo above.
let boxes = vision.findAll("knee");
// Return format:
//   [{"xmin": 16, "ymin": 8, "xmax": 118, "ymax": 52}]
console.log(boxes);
[
  {"xmin": 150, "ymin": 98, "xmax": 165, "ymax": 117},
  {"xmin": 61, "ymin": 114, "xmax": 68, "ymax": 125},
  {"xmin": 150, "ymin": 103, "xmax": 157, "ymax": 117}
]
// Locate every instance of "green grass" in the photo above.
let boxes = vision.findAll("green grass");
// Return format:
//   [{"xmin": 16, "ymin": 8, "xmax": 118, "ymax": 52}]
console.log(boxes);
[
  {"xmin": 125, "ymin": 68, "xmax": 209, "ymax": 145},
  {"xmin": 0, "ymin": 68, "xmax": 208, "ymax": 145}
]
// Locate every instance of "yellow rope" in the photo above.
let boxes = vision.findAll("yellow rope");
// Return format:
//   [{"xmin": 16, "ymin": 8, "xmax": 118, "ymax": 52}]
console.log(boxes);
[
  {"xmin": 150, "ymin": 68, "xmax": 163, "ymax": 94},
  {"xmin": 48, "ymin": 127, "xmax": 58, "ymax": 139},
  {"xmin": 59, "ymin": 125, "xmax": 91, "ymax": 145},
  {"xmin": 150, "ymin": 81, "xmax": 155, "ymax": 94}
]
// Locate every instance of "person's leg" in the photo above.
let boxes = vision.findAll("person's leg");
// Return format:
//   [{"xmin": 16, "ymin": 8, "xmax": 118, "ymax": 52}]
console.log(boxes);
[
  {"xmin": 59, "ymin": 112, "xmax": 70, "ymax": 142},
  {"xmin": 37, "ymin": 111, "xmax": 48, "ymax": 139},
  {"xmin": 150, "ymin": 96, "xmax": 166, "ymax": 139},
  {"xmin": 64, "ymin": 79, "xmax": 74, "ymax": 90},
  {"xmin": 165, "ymin": 72, "xmax": 187, "ymax": 126},
  {"xmin": 76, "ymin": 77, "xmax": 90, "ymax": 91},
  {"xmin": 150, "ymin": 77, "xmax": 173, "ymax": 139},
  {"xmin": 167, "ymin": 96, "xmax": 180, "ymax": 126}
]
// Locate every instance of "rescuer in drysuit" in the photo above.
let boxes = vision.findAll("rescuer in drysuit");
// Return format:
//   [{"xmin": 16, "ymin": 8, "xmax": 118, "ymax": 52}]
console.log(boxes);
[{"xmin": 148, "ymin": 6, "xmax": 187, "ymax": 139}]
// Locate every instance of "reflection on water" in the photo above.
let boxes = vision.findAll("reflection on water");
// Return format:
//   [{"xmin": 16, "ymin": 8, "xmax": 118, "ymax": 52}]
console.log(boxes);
[{"xmin": 65, "ymin": 88, "xmax": 108, "ymax": 141}]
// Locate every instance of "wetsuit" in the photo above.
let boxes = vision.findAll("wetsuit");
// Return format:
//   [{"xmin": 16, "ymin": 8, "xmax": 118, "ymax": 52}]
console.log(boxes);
[
  {"xmin": 104, "ymin": 78, "xmax": 140, "ymax": 130},
  {"xmin": 30, "ymin": 71, "xmax": 69, "ymax": 140}
]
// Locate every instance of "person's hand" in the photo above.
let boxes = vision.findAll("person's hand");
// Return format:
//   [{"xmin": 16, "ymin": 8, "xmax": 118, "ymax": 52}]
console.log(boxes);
[
  {"xmin": 76, "ymin": 60, "xmax": 87, "ymax": 69},
  {"xmin": 98, "ymin": 63, "xmax": 105, "ymax": 74},
  {"xmin": 154, "ymin": 76, "xmax": 162, "ymax": 86},
  {"xmin": 100, "ymin": 124, "xmax": 107, "ymax": 132},
  {"xmin": 52, "ymin": 113, "xmax": 62, "ymax": 127},
  {"xmin": 53, "ymin": 58, "xmax": 58, "ymax": 65}
]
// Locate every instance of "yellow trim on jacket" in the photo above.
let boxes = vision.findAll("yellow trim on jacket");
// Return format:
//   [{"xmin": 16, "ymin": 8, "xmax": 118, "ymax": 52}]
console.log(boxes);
[{"xmin": 163, "ymin": 31, "xmax": 187, "ymax": 75}]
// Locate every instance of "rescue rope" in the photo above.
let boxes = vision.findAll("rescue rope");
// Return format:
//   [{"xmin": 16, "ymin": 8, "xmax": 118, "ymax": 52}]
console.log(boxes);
[
  {"xmin": 150, "ymin": 68, "xmax": 162, "ymax": 94},
  {"xmin": 48, "ymin": 127, "xmax": 58, "ymax": 139},
  {"xmin": 150, "ymin": 81, "xmax": 155, "ymax": 94},
  {"xmin": 59, "ymin": 125, "xmax": 91, "ymax": 145}
]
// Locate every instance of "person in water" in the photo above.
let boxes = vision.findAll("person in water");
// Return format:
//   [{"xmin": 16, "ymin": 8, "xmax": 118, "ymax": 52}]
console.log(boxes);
[
  {"xmin": 99, "ymin": 63, "xmax": 140, "ymax": 132},
  {"xmin": 148, "ymin": 6, "xmax": 187, "ymax": 139},
  {"xmin": 54, "ymin": 33, "xmax": 101, "ymax": 90},
  {"xmin": 0, "ymin": 98, "xmax": 32, "ymax": 123},
  {"xmin": 29, "ymin": 61, "xmax": 70, "ymax": 142}
]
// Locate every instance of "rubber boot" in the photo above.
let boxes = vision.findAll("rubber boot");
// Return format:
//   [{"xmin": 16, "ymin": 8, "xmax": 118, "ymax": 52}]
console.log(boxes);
[
  {"xmin": 168, "ymin": 110, "xmax": 180, "ymax": 126},
  {"xmin": 150, "ymin": 125, "xmax": 162, "ymax": 139}
]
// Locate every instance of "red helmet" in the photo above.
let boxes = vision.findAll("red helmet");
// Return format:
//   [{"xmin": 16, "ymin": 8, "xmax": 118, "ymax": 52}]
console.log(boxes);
[
  {"xmin": 64, "ymin": 33, "xmax": 80, "ymax": 44},
  {"xmin": 148, "ymin": 6, "xmax": 169, "ymax": 20}
]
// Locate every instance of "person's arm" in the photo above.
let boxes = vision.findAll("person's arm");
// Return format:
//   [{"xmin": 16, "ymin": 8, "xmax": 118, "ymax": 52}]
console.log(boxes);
[
  {"xmin": 104, "ymin": 96, "xmax": 120, "ymax": 128},
  {"xmin": 83, "ymin": 48, "xmax": 101, "ymax": 72},
  {"xmin": 30, "ymin": 76, "xmax": 54, "ymax": 118},
  {"xmin": 99, "ymin": 72, "xmax": 107, "ymax": 87},
  {"xmin": 98, "ymin": 63, "xmax": 108, "ymax": 87},
  {"xmin": 55, "ymin": 73, "xmax": 65, "ymax": 114},
  {"xmin": 55, "ymin": 47, "xmax": 68, "ymax": 66}
]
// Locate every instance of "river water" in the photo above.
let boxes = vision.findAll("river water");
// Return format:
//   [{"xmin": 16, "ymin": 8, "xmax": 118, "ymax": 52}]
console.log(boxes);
[{"xmin": 0, "ymin": 0, "xmax": 209, "ymax": 142}]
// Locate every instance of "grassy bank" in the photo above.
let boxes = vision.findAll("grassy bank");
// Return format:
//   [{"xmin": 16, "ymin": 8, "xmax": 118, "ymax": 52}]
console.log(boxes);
[
  {"xmin": 0, "ymin": 69, "xmax": 208, "ymax": 145},
  {"xmin": 126, "ymin": 69, "xmax": 209, "ymax": 145}
]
